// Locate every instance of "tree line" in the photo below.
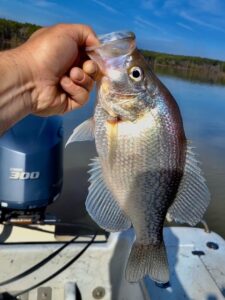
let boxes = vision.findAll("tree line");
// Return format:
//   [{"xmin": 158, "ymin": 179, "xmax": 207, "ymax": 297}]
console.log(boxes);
[
  {"xmin": 1, "ymin": 18, "xmax": 225, "ymax": 84},
  {"xmin": 141, "ymin": 49, "xmax": 225, "ymax": 84},
  {"xmin": 0, "ymin": 18, "xmax": 40, "ymax": 50}
]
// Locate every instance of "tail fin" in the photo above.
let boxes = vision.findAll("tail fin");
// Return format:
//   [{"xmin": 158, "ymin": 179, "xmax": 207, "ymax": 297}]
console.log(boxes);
[{"xmin": 125, "ymin": 241, "xmax": 169, "ymax": 283}]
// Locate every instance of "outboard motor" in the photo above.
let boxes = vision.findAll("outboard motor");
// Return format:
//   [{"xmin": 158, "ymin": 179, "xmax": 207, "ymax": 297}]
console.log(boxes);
[{"xmin": 0, "ymin": 115, "xmax": 63, "ymax": 223}]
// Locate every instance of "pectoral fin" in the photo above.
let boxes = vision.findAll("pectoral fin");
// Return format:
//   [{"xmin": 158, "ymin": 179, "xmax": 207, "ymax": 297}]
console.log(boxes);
[
  {"xmin": 167, "ymin": 144, "xmax": 210, "ymax": 226},
  {"xmin": 65, "ymin": 118, "xmax": 95, "ymax": 147},
  {"xmin": 86, "ymin": 157, "xmax": 131, "ymax": 232}
]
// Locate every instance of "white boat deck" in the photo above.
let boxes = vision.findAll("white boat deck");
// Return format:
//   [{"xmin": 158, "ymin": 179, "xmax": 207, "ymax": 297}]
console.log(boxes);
[
  {"xmin": 144, "ymin": 227, "xmax": 225, "ymax": 300},
  {"xmin": 0, "ymin": 226, "xmax": 224, "ymax": 300}
]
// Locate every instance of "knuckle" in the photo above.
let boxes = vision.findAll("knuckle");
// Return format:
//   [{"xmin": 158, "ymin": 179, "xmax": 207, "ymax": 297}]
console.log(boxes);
[
  {"xmin": 55, "ymin": 23, "xmax": 66, "ymax": 29},
  {"xmin": 80, "ymin": 74, "xmax": 94, "ymax": 91},
  {"xmin": 29, "ymin": 27, "xmax": 46, "ymax": 39},
  {"xmin": 53, "ymin": 23, "xmax": 68, "ymax": 33},
  {"xmin": 76, "ymin": 89, "xmax": 89, "ymax": 103},
  {"xmin": 81, "ymin": 24, "xmax": 93, "ymax": 33},
  {"xmin": 79, "ymin": 24, "xmax": 95, "ymax": 37}
]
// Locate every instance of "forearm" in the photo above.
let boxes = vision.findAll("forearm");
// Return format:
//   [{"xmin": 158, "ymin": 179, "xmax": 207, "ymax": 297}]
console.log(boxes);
[{"xmin": 0, "ymin": 48, "xmax": 34, "ymax": 135}]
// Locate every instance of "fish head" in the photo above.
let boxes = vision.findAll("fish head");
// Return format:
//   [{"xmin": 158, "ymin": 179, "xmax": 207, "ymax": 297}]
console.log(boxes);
[{"xmin": 87, "ymin": 31, "xmax": 155, "ymax": 121}]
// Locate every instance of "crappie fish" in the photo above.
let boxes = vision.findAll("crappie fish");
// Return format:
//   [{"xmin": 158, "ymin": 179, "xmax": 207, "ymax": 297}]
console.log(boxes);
[{"xmin": 66, "ymin": 31, "xmax": 210, "ymax": 283}]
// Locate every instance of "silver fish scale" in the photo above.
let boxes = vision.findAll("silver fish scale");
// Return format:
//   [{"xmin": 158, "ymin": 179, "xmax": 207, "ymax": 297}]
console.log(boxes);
[{"xmin": 94, "ymin": 103, "xmax": 183, "ymax": 245}]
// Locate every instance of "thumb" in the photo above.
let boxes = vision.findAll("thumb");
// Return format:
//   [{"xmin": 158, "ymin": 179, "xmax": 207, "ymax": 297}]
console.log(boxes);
[{"xmin": 70, "ymin": 24, "xmax": 100, "ymax": 48}]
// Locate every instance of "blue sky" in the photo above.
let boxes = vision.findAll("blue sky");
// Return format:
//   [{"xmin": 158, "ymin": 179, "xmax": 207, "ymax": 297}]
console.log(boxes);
[{"xmin": 0, "ymin": 0, "xmax": 225, "ymax": 60}]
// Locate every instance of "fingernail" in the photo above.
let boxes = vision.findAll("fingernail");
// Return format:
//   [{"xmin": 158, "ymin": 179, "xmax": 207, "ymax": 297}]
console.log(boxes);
[
  {"xmin": 71, "ymin": 68, "xmax": 84, "ymax": 81},
  {"xmin": 88, "ymin": 63, "xmax": 98, "ymax": 75},
  {"xmin": 83, "ymin": 61, "xmax": 98, "ymax": 75},
  {"xmin": 88, "ymin": 63, "xmax": 97, "ymax": 74}
]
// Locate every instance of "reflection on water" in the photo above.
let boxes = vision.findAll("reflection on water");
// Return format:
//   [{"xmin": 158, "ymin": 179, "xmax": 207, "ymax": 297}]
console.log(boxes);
[{"xmin": 54, "ymin": 76, "xmax": 225, "ymax": 238}]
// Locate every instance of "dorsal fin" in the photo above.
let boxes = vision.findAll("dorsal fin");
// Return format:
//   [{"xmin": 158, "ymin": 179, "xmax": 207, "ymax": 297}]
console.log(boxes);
[
  {"xmin": 167, "ymin": 144, "xmax": 210, "ymax": 226},
  {"xmin": 86, "ymin": 157, "xmax": 131, "ymax": 232}
]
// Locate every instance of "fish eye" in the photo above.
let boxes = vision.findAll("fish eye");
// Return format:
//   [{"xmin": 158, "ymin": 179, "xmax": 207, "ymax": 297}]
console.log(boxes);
[{"xmin": 129, "ymin": 66, "xmax": 143, "ymax": 82}]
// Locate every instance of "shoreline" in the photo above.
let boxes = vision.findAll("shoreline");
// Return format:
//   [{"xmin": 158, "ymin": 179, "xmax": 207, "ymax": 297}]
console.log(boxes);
[{"xmin": 1, "ymin": 18, "xmax": 225, "ymax": 85}]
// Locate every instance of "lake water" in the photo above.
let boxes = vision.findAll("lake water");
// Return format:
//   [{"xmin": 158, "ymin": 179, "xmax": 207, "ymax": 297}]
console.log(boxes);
[
  {"xmin": 52, "ymin": 75, "xmax": 225, "ymax": 238},
  {"xmin": 161, "ymin": 76, "xmax": 225, "ymax": 238}
]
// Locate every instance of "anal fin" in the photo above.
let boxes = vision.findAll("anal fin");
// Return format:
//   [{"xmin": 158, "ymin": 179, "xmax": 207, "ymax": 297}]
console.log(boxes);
[
  {"xmin": 167, "ymin": 144, "xmax": 210, "ymax": 226},
  {"xmin": 86, "ymin": 157, "xmax": 131, "ymax": 232}
]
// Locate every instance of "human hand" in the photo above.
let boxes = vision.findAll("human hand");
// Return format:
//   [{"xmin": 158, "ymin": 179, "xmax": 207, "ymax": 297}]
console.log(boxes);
[{"xmin": 17, "ymin": 24, "xmax": 99, "ymax": 116}]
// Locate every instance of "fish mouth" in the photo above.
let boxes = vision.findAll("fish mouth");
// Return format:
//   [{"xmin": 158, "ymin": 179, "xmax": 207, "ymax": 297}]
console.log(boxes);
[
  {"xmin": 86, "ymin": 31, "xmax": 135, "ymax": 54},
  {"xmin": 98, "ymin": 31, "xmax": 135, "ymax": 44},
  {"xmin": 86, "ymin": 30, "xmax": 138, "ymax": 84},
  {"xmin": 86, "ymin": 31, "xmax": 136, "ymax": 72}
]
